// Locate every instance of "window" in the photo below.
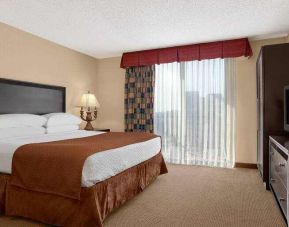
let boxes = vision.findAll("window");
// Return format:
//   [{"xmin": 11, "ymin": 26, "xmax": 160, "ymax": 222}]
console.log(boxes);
[{"xmin": 154, "ymin": 58, "xmax": 235, "ymax": 167}]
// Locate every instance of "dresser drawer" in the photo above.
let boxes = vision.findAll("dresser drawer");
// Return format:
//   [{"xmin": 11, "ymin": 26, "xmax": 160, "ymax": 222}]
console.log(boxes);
[
  {"xmin": 270, "ymin": 144, "xmax": 287, "ymax": 188},
  {"xmin": 270, "ymin": 172, "xmax": 287, "ymax": 216}
]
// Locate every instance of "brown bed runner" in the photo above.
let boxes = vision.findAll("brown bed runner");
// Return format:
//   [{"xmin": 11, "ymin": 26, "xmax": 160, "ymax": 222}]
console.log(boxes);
[{"xmin": 10, "ymin": 132, "xmax": 159, "ymax": 200}]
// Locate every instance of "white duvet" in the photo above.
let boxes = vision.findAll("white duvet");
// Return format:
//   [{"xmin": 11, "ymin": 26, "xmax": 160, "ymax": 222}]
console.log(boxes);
[{"xmin": 0, "ymin": 130, "xmax": 161, "ymax": 187}]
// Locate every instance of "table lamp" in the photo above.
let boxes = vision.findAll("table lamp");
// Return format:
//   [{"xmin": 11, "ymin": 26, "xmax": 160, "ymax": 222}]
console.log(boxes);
[{"xmin": 79, "ymin": 91, "xmax": 100, "ymax": 130}]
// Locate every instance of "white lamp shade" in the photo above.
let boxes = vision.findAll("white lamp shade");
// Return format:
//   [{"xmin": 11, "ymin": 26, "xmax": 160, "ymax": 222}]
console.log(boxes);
[{"xmin": 80, "ymin": 92, "xmax": 100, "ymax": 108}]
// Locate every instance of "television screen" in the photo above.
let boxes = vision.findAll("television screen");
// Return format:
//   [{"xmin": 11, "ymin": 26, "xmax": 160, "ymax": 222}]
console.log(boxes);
[
  {"xmin": 287, "ymin": 90, "xmax": 289, "ymax": 123},
  {"xmin": 285, "ymin": 86, "xmax": 289, "ymax": 131}
]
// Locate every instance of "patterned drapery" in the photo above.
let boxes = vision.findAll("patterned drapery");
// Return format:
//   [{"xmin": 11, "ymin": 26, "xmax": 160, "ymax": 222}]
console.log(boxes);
[{"xmin": 125, "ymin": 65, "xmax": 155, "ymax": 132}]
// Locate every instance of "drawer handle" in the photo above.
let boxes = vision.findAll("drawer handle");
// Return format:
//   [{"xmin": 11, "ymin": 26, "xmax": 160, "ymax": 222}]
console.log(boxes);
[
  {"xmin": 271, "ymin": 178, "xmax": 276, "ymax": 182},
  {"xmin": 279, "ymin": 163, "xmax": 286, "ymax": 167},
  {"xmin": 279, "ymin": 198, "xmax": 286, "ymax": 202}
]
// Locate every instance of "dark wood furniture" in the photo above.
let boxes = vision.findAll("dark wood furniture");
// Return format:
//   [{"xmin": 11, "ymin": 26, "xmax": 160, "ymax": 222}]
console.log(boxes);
[
  {"xmin": 257, "ymin": 43, "xmax": 289, "ymax": 189},
  {"xmin": 269, "ymin": 136, "xmax": 288, "ymax": 223},
  {"xmin": 90, "ymin": 128, "xmax": 110, "ymax": 132},
  {"xmin": 0, "ymin": 78, "xmax": 65, "ymax": 114}
]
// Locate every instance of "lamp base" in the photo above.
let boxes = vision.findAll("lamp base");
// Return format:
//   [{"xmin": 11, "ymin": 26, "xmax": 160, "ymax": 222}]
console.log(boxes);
[
  {"xmin": 84, "ymin": 121, "xmax": 94, "ymax": 130},
  {"xmin": 80, "ymin": 110, "xmax": 97, "ymax": 131}
]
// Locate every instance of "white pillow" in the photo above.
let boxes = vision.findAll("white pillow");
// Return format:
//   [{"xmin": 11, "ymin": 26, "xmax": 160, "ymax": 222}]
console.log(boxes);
[
  {"xmin": 0, "ymin": 127, "xmax": 45, "ymax": 139},
  {"xmin": 43, "ymin": 113, "xmax": 81, "ymax": 127},
  {"xmin": 46, "ymin": 125, "xmax": 80, "ymax": 134},
  {"xmin": 0, "ymin": 114, "xmax": 47, "ymax": 129}
]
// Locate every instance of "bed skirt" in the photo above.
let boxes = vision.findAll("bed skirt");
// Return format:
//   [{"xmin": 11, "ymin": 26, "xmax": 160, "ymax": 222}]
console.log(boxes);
[{"xmin": 0, "ymin": 152, "xmax": 167, "ymax": 227}]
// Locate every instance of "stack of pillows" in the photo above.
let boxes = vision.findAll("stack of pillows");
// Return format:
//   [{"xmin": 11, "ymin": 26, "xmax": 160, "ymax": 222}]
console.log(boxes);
[{"xmin": 0, "ymin": 113, "xmax": 82, "ymax": 139}]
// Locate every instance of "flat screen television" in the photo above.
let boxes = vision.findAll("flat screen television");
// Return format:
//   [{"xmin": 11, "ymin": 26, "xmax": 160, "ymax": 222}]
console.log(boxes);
[{"xmin": 284, "ymin": 85, "xmax": 289, "ymax": 131}]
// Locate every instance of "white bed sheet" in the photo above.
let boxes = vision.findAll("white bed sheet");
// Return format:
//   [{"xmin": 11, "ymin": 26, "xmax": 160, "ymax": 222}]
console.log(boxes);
[{"xmin": 0, "ymin": 130, "xmax": 161, "ymax": 187}]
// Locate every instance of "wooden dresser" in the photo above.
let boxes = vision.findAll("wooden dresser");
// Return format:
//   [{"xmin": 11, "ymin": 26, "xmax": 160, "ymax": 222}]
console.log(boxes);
[
  {"xmin": 269, "ymin": 136, "xmax": 289, "ymax": 223},
  {"xmin": 257, "ymin": 43, "xmax": 289, "ymax": 190}
]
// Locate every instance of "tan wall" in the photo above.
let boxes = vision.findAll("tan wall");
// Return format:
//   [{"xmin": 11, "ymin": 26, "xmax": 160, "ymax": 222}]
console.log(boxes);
[
  {"xmin": 95, "ymin": 57, "xmax": 125, "ymax": 131},
  {"xmin": 96, "ymin": 37, "xmax": 287, "ymax": 163},
  {"xmin": 0, "ymin": 22, "xmax": 98, "ymax": 118},
  {"xmin": 1, "ymin": 21, "xmax": 287, "ymax": 163}
]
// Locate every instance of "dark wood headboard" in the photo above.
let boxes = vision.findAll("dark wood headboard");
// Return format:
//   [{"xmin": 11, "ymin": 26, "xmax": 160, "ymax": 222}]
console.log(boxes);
[{"xmin": 0, "ymin": 78, "xmax": 66, "ymax": 114}]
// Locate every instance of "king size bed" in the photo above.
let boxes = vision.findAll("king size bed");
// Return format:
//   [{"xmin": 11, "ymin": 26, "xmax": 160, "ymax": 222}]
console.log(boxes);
[{"xmin": 0, "ymin": 78, "xmax": 168, "ymax": 226}]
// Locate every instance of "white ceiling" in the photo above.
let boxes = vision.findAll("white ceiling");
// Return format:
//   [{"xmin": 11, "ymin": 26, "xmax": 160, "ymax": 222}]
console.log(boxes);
[{"xmin": 0, "ymin": 0, "xmax": 289, "ymax": 59}]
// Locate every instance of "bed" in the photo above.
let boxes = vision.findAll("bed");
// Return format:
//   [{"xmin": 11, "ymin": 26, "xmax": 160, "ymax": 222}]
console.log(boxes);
[{"xmin": 0, "ymin": 78, "xmax": 167, "ymax": 226}]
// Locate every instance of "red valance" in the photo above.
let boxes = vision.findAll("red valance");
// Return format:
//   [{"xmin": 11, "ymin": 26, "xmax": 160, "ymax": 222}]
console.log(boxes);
[{"xmin": 120, "ymin": 38, "xmax": 252, "ymax": 68}]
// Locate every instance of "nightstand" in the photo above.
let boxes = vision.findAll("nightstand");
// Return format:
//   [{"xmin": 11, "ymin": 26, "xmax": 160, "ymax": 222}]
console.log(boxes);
[{"xmin": 92, "ymin": 128, "xmax": 110, "ymax": 132}]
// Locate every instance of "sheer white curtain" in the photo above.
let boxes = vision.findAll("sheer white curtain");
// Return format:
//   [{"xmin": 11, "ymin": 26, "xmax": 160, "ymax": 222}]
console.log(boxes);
[{"xmin": 154, "ymin": 58, "xmax": 235, "ymax": 168}]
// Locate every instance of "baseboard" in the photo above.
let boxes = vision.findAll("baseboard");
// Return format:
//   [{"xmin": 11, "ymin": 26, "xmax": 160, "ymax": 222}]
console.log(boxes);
[{"xmin": 234, "ymin": 162, "xmax": 257, "ymax": 169}]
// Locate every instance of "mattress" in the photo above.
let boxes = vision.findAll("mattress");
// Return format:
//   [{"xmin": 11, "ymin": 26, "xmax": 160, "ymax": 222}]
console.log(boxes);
[{"xmin": 0, "ymin": 130, "xmax": 161, "ymax": 187}]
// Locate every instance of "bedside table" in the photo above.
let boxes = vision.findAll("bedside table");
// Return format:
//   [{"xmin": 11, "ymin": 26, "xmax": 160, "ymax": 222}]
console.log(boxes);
[{"xmin": 92, "ymin": 128, "xmax": 110, "ymax": 132}]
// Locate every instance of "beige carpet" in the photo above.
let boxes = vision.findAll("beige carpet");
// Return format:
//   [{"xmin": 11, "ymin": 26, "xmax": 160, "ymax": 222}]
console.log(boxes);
[{"xmin": 0, "ymin": 164, "xmax": 286, "ymax": 227}]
